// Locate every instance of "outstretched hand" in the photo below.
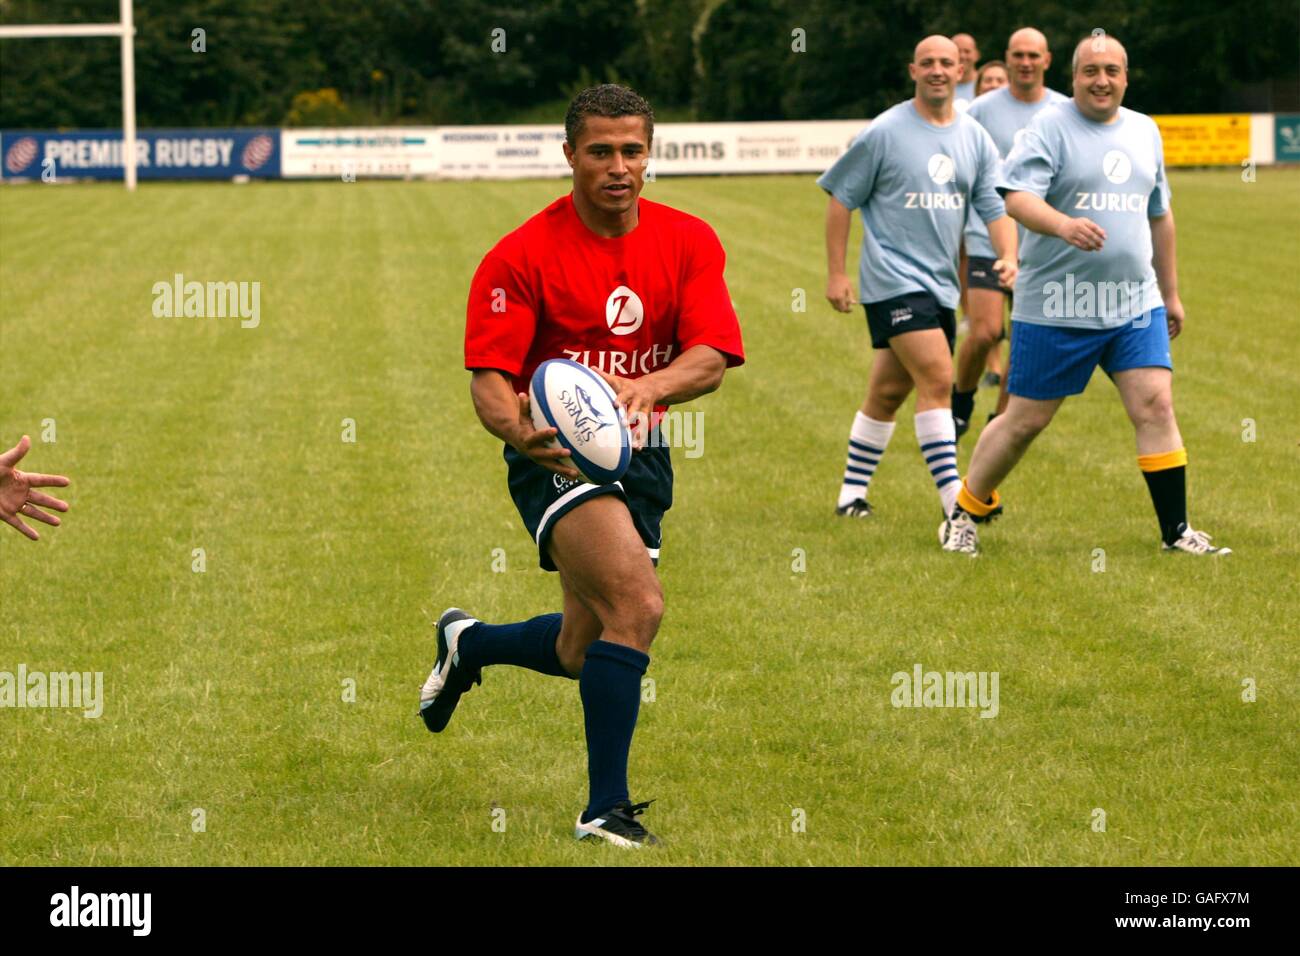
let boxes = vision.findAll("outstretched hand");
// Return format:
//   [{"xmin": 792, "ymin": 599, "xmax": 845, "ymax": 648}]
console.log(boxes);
[{"xmin": 0, "ymin": 435, "xmax": 70, "ymax": 541}]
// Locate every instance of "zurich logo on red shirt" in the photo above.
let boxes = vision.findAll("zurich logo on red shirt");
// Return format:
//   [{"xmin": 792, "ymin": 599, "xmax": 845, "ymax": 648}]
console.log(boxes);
[{"xmin": 605, "ymin": 285, "xmax": 644, "ymax": 336}]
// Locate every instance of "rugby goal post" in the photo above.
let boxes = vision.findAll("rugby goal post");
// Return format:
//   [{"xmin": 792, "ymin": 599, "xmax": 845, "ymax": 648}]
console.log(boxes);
[{"xmin": 0, "ymin": 0, "xmax": 137, "ymax": 189}]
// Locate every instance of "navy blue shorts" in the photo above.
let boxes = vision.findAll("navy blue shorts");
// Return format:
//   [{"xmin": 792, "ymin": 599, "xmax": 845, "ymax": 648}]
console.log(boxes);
[
  {"xmin": 863, "ymin": 292, "xmax": 957, "ymax": 352},
  {"xmin": 504, "ymin": 441, "xmax": 673, "ymax": 572},
  {"xmin": 1008, "ymin": 308, "xmax": 1172, "ymax": 400},
  {"xmin": 966, "ymin": 256, "xmax": 1011, "ymax": 296}
]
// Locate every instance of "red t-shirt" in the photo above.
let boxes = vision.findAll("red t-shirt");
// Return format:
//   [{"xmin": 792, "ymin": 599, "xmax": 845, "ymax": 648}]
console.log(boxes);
[{"xmin": 464, "ymin": 194, "xmax": 745, "ymax": 398}]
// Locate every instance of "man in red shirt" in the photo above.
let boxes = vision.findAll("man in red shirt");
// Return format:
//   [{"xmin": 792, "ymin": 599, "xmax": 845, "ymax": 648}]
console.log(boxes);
[{"xmin": 419, "ymin": 85, "xmax": 744, "ymax": 847}]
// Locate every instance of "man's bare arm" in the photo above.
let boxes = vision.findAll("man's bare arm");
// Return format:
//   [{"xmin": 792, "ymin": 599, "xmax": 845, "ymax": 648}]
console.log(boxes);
[
  {"xmin": 469, "ymin": 369, "xmax": 579, "ymax": 478},
  {"xmin": 1149, "ymin": 209, "xmax": 1179, "ymax": 302},
  {"xmin": 1149, "ymin": 209, "xmax": 1184, "ymax": 338},
  {"xmin": 598, "ymin": 345, "xmax": 729, "ymax": 447},
  {"xmin": 640, "ymin": 344, "xmax": 727, "ymax": 406},
  {"xmin": 986, "ymin": 215, "xmax": 1019, "ymax": 289},
  {"xmin": 825, "ymin": 196, "xmax": 856, "ymax": 312},
  {"xmin": 1004, "ymin": 191, "xmax": 1106, "ymax": 251}
]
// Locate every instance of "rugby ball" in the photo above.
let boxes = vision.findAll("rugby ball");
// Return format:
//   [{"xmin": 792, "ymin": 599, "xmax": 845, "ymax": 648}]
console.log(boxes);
[{"xmin": 529, "ymin": 358, "xmax": 631, "ymax": 485}]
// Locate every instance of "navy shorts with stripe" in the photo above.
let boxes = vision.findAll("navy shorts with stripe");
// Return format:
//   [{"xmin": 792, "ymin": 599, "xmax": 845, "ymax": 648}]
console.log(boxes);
[
  {"xmin": 1008, "ymin": 308, "xmax": 1171, "ymax": 401},
  {"xmin": 504, "ymin": 439, "xmax": 673, "ymax": 572},
  {"xmin": 863, "ymin": 292, "xmax": 957, "ymax": 352}
]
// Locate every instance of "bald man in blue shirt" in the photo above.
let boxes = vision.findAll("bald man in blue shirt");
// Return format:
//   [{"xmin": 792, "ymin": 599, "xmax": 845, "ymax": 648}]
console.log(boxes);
[{"xmin": 821, "ymin": 35, "xmax": 1017, "ymax": 535}]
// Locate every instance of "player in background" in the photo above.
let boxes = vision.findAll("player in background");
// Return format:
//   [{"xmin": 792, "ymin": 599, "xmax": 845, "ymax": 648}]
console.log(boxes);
[
  {"xmin": 954, "ymin": 59, "xmax": 1008, "ymax": 372},
  {"xmin": 953, "ymin": 29, "xmax": 1068, "ymax": 439},
  {"xmin": 967, "ymin": 60, "xmax": 1010, "ymax": 387},
  {"xmin": 944, "ymin": 34, "xmax": 1231, "ymax": 556},
  {"xmin": 419, "ymin": 85, "xmax": 745, "ymax": 847},
  {"xmin": 0, "ymin": 435, "xmax": 69, "ymax": 540},
  {"xmin": 823, "ymin": 36, "xmax": 1016, "ymax": 522},
  {"xmin": 975, "ymin": 60, "xmax": 1009, "ymax": 94},
  {"xmin": 953, "ymin": 33, "xmax": 981, "ymax": 111}
]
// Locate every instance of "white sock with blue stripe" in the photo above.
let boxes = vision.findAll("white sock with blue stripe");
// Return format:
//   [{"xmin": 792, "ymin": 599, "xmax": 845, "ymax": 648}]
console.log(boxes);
[
  {"xmin": 915, "ymin": 407, "xmax": 959, "ymax": 516},
  {"xmin": 837, "ymin": 412, "xmax": 895, "ymax": 507}
]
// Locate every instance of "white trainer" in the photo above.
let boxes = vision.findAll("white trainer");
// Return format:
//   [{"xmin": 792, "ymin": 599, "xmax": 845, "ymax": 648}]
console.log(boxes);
[
  {"xmin": 939, "ymin": 510, "xmax": 980, "ymax": 556},
  {"xmin": 1162, "ymin": 523, "xmax": 1232, "ymax": 556}
]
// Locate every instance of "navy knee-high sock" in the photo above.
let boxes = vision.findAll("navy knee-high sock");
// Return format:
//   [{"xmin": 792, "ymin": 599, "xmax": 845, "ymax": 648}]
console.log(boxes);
[
  {"xmin": 456, "ymin": 613, "xmax": 570, "ymax": 678},
  {"xmin": 579, "ymin": 641, "xmax": 650, "ymax": 822}
]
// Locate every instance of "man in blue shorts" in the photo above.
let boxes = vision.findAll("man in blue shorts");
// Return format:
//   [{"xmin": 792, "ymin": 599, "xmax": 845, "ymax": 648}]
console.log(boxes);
[
  {"xmin": 943, "ymin": 34, "xmax": 1231, "ymax": 556},
  {"xmin": 953, "ymin": 27, "xmax": 1068, "ymax": 437}
]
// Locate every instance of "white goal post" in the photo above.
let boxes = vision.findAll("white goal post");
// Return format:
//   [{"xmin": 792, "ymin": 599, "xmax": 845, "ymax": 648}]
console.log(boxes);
[{"xmin": 0, "ymin": 0, "xmax": 137, "ymax": 189}]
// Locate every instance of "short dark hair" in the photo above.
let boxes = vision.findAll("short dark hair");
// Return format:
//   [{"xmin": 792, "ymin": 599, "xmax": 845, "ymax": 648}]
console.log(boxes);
[{"xmin": 564, "ymin": 84, "xmax": 654, "ymax": 148}]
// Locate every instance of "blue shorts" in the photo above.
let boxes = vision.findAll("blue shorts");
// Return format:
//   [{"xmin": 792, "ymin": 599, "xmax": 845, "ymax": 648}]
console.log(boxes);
[
  {"xmin": 863, "ymin": 292, "xmax": 957, "ymax": 352},
  {"xmin": 1008, "ymin": 309, "xmax": 1171, "ymax": 400},
  {"xmin": 503, "ymin": 440, "xmax": 672, "ymax": 572}
]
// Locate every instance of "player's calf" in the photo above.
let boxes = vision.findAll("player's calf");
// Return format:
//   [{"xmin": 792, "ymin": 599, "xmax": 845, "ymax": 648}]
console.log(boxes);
[
  {"xmin": 554, "ymin": 600, "xmax": 604, "ymax": 677},
  {"xmin": 954, "ymin": 287, "xmax": 1006, "ymax": 437}
]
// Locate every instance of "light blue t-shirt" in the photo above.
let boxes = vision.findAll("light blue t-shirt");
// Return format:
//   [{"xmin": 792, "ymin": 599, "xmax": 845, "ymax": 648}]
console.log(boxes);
[
  {"xmin": 999, "ymin": 101, "xmax": 1171, "ymax": 329},
  {"xmin": 817, "ymin": 100, "xmax": 1005, "ymax": 309},
  {"xmin": 963, "ymin": 86, "xmax": 1069, "ymax": 258},
  {"xmin": 955, "ymin": 81, "xmax": 976, "ymax": 113}
]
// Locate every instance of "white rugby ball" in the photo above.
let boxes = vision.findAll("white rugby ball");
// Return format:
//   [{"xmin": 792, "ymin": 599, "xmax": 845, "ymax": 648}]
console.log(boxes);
[{"xmin": 529, "ymin": 358, "xmax": 631, "ymax": 485}]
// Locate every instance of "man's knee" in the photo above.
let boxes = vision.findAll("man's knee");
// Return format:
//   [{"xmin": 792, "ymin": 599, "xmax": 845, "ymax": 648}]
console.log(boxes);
[
  {"xmin": 873, "ymin": 377, "xmax": 911, "ymax": 410},
  {"xmin": 605, "ymin": 578, "xmax": 664, "ymax": 648},
  {"xmin": 1129, "ymin": 388, "xmax": 1175, "ymax": 429},
  {"xmin": 1005, "ymin": 403, "xmax": 1054, "ymax": 443},
  {"xmin": 630, "ymin": 580, "xmax": 665, "ymax": 635},
  {"xmin": 965, "ymin": 317, "xmax": 1001, "ymax": 351},
  {"xmin": 916, "ymin": 368, "xmax": 953, "ymax": 406}
]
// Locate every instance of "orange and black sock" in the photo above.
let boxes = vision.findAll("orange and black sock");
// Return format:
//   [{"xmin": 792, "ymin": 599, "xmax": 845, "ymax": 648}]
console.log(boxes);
[
  {"xmin": 955, "ymin": 479, "xmax": 1001, "ymax": 522},
  {"xmin": 1138, "ymin": 448, "xmax": 1188, "ymax": 545}
]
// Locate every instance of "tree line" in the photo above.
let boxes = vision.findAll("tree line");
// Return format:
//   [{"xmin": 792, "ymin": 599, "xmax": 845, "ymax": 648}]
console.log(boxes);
[{"xmin": 1, "ymin": 0, "xmax": 1294, "ymax": 129}]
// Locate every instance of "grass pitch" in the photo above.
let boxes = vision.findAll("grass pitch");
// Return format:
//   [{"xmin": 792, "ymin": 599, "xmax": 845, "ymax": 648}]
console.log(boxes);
[{"xmin": 1, "ymin": 169, "xmax": 1297, "ymax": 865}]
